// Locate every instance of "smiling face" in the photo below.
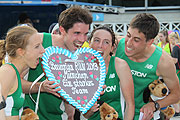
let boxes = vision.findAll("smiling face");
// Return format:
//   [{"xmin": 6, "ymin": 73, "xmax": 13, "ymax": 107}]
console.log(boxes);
[
  {"xmin": 61, "ymin": 22, "xmax": 89, "ymax": 52},
  {"xmin": 89, "ymin": 29, "xmax": 113, "ymax": 61},
  {"xmin": 23, "ymin": 33, "xmax": 45, "ymax": 69},
  {"xmin": 158, "ymin": 32, "xmax": 166, "ymax": 43},
  {"xmin": 125, "ymin": 27, "xmax": 152, "ymax": 58}
]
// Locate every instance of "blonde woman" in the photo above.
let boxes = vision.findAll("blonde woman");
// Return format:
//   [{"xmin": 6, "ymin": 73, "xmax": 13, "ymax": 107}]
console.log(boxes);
[{"xmin": 0, "ymin": 26, "xmax": 45, "ymax": 119}]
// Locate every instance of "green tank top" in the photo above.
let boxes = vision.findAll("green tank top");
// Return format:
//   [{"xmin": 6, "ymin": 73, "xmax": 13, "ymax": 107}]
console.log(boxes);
[
  {"xmin": 115, "ymin": 38, "xmax": 162, "ymax": 120},
  {"xmin": 5, "ymin": 63, "xmax": 24, "ymax": 116},
  {"xmin": 24, "ymin": 33, "xmax": 64, "ymax": 120},
  {"xmin": 89, "ymin": 56, "xmax": 123, "ymax": 120}
]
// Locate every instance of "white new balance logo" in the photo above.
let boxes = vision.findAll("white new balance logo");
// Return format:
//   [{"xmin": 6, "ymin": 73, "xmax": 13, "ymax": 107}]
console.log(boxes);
[
  {"xmin": 109, "ymin": 73, "xmax": 115, "ymax": 79},
  {"xmin": 145, "ymin": 64, "xmax": 153, "ymax": 69}
]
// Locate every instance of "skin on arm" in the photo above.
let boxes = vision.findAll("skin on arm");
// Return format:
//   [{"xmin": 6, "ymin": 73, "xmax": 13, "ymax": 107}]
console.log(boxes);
[
  {"xmin": 140, "ymin": 51, "xmax": 180, "ymax": 120},
  {"xmin": 0, "ymin": 83, "xmax": 6, "ymax": 120},
  {"xmin": 64, "ymin": 102, "xmax": 75, "ymax": 120},
  {"xmin": 115, "ymin": 57, "xmax": 135, "ymax": 120},
  {"xmin": 0, "ymin": 65, "xmax": 19, "ymax": 120},
  {"xmin": 156, "ymin": 51, "xmax": 180, "ymax": 106},
  {"xmin": 83, "ymin": 101, "xmax": 99, "ymax": 119},
  {"xmin": 21, "ymin": 78, "xmax": 61, "ymax": 97}
]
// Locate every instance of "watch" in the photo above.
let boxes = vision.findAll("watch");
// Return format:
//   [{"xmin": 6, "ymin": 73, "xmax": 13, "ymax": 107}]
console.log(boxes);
[
  {"xmin": 0, "ymin": 96, "xmax": 6, "ymax": 110},
  {"xmin": 153, "ymin": 101, "xmax": 160, "ymax": 112}
]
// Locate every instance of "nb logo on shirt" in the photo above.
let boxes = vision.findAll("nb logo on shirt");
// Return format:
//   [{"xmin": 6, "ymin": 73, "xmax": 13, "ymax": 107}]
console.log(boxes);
[
  {"xmin": 145, "ymin": 64, "xmax": 153, "ymax": 69},
  {"xmin": 109, "ymin": 73, "xmax": 115, "ymax": 79}
]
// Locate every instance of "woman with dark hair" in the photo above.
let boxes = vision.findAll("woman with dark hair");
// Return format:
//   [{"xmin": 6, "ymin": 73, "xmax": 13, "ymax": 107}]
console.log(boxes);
[{"xmin": 84, "ymin": 26, "xmax": 135, "ymax": 120}]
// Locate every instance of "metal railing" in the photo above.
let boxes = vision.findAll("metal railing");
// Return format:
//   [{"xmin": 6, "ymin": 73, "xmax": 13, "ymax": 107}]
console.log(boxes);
[{"xmin": 91, "ymin": 22, "xmax": 180, "ymax": 36}]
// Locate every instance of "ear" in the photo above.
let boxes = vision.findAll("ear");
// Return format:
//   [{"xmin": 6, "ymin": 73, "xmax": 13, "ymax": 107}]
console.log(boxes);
[
  {"xmin": 59, "ymin": 26, "xmax": 66, "ymax": 35},
  {"xmin": 147, "ymin": 39, "xmax": 154, "ymax": 46},
  {"xmin": 111, "ymin": 45, "xmax": 114, "ymax": 53},
  {"xmin": 143, "ymin": 87, "xmax": 150, "ymax": 103},
  {"xmin": 16, "ymin": 48, "xmax": 25, "ymax": 57}
]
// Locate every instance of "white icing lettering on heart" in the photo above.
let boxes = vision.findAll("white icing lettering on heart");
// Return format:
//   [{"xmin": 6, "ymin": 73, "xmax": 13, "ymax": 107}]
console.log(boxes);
[{"xmin": 41, "ymin": 46, "xmax": 106, "ymax": 114}]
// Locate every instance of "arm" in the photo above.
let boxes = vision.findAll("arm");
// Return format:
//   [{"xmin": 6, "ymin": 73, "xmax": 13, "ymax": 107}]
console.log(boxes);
[
  {"xmin": 115, "ymin": 57, "xmax": 135, "ymax": 120},
  {"xmin": 0, "ymin": 83, "xmax": 6, "ymax": 120},
  {"xmin": 20, "ymin": 68, "xmax": 61, "ymax": 97},
  {"xmin": 83, "ymin": 102, "xmax": 99, "ymax": 119},
  {"xmin": 156, "ymin": 51, "xmax": 180, "ymax": 107},
  {"xmin": 141, "ymin": 51, "xmax": 180, "ymax": 119}
]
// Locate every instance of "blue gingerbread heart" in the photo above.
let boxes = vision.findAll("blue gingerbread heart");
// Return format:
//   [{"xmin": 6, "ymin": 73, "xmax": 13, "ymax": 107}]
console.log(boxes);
[{"xmin": 41, "ymin": 46, "xmax": 106, "ymax": 114}]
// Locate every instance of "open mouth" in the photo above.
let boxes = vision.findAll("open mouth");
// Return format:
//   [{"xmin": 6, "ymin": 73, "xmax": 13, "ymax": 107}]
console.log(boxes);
[
  {"xmin": 97, "ymin": 51, "xmax": 104, "ymax": 56},
  {"xmin": 127, "ymin": 47, "xmax": 132, "ymax": 51},
  {"xmin": 74, "ymin": 42, "xmax": 83, "ymax": 49}
]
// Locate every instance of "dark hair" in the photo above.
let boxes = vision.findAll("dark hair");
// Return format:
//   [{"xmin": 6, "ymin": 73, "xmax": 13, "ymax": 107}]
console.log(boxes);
[
  {"xmin": 130, "ymin": 13, "xmax": 160, "ymax": 42},
  {"xmin": 89, "ymin": 25, "xmax": 118, "ymax": 55},
  {"xmin": 159, "ymin": 30, "xmax": 169, "ymax": 43},
  {"xmin": 58, "ymin": 6, "xmax": 92, "ymax": 32}
]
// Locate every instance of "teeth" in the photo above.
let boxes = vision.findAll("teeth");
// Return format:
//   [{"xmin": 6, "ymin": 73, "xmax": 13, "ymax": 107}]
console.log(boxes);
[
  {"xmin": 97, "ymin": 51, "xmax": 103, "ymax": 53},
  {"xmin": 74, "ymin": 43, "xmax": 82, "ymax": 47},
  {"xmin": 127, "ymin": 47, "xmax": 132, "ymax": 51}
]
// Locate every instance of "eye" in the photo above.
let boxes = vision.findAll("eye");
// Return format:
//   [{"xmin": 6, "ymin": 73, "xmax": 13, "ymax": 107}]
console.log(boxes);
[
  {"xmin": 74, "ymin": 32, "xmax": 80, "ymax": 35},
  {"xmin": 94, "ymin": 39, "xmax": 99, "ymax": 42},
  {"xmin": 35, "ymin": 44, "xmax": 40, "ymax": 49},
  {"xmin": 113, "ymin": 112, "xmax": 117, "ymax": 114},
  {"xmin": 151, "ymin": 87, "xmax": 154, "ymax": 90},
  {"xmin": 107, "ymin": 114, "xmax": 111, "ymax": 118},
  {"xmin": 104, "ymin": 41, "xmax": 110, "ymax": 44}
]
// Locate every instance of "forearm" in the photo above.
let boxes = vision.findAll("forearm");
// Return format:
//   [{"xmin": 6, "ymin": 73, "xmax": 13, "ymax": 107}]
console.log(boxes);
[
  {"xmin": 158, "ymin": 90, "xmax": 180, "ymax": 108},
  {"xmin": 83, "ymin": 110, "xmax": 94, "ymax": 119},
  {"xmin": 124, "ymin": 102, "xmax": 134, "ymax": 120},
  {"xmin": 21, "ymin": 79, "xmax": 43, "ymax": 94}
]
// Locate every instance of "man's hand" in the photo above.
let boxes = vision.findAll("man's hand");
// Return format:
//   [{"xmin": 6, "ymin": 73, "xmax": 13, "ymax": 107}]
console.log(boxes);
[
  {"xmin": 41, "ymin": 80, "xmax": 61, "ymax": 97},
  {"xmin": 140, "ymin": 102, "xmax": 155, "ymax": 120}
]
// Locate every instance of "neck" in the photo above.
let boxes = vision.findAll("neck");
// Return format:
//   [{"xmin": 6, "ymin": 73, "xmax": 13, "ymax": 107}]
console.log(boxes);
[
  {"xmin": 129, "ymin": 45, "xmax": 156, "ymax": 62},
  {"xmin": 104, "ymin": 55, "xmax": 111, "ymax": 74},
  {"xmin": 8, "ymin": 57, "xmax": 28, "ymax": 74}
]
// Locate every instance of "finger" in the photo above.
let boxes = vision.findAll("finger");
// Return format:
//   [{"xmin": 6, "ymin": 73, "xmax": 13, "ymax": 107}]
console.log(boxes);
[
  {"xmin": 102, "ymin": 85, "xmax": 106, "ymax": 89},
  {"xmin": 100, "ymin": 91, "xmax": 104, "ymax": 95},
  {"xmin": 52, "ymin": 92, "xmax": 61, "ymax": 98},
  {"xmin": 51, "ymin": 87, "xmax": 61, "ymax": 92}
]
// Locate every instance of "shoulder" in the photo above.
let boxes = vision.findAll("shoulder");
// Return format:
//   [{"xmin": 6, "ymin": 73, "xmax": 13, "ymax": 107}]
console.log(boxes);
[
  {"xmin": 157, "ymin": 51, "xmax": 174, "ymax": 75},
  {"xmin": 115, "ymin": 57, "xmax": 128, "ymax": 67},
  {"xmin": 52, "ymin": 34, "xmax": 63, "ymax": 44},
  {"xmin": 0, "ymin": 64, "xmax": 16, "ymax": 84}
]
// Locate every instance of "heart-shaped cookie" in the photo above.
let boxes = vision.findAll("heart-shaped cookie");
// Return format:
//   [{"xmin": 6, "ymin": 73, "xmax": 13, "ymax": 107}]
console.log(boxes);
[{"xmin": 41, "ymin": 46, "xmax": 106, "ymax": 114}]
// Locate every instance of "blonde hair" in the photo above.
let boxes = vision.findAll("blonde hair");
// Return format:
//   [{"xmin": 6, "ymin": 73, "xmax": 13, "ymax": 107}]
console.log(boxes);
[
  {"xmin": 0, "ymin": 26, "xmax": 37, "ymax": 62},
  {"xmin": 169, "ymin": 32, "xmax": 180, "ymax": 43}
]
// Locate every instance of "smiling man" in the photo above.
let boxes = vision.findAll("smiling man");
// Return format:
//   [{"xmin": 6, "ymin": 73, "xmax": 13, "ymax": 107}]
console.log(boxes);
[
  {"xmin": 115, "ymin": 13, "xmax": 180, "ymax": 120},
  {"xmin": 22, "ymin": 6, "xmax": 92, "ymax": 120}
]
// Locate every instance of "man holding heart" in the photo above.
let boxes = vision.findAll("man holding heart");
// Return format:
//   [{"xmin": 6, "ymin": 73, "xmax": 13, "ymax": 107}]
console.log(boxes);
[{"xmin": 22, "ymin": 6, "xmax": 93, "ymax": 120}]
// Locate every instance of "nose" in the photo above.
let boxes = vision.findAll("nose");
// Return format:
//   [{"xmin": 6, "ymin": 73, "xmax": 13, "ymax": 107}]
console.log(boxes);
[
  {"xmin": 162, "ymin": 88, "xmax": 167, "ymax": 94},
  {"xmin": 98, "ymin": 41, "xmax": 103, "ymax": 48},
  {"xmin": 41, "ymin": 45, "xmax": 45, "ymax": 54},
  {"xmin": 126, "ymin": 38, "xmax": 133, "ymax": 47},
  {"xmin": 78, "ymin": 34, "xmax": 87, "ymax": 43}
]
